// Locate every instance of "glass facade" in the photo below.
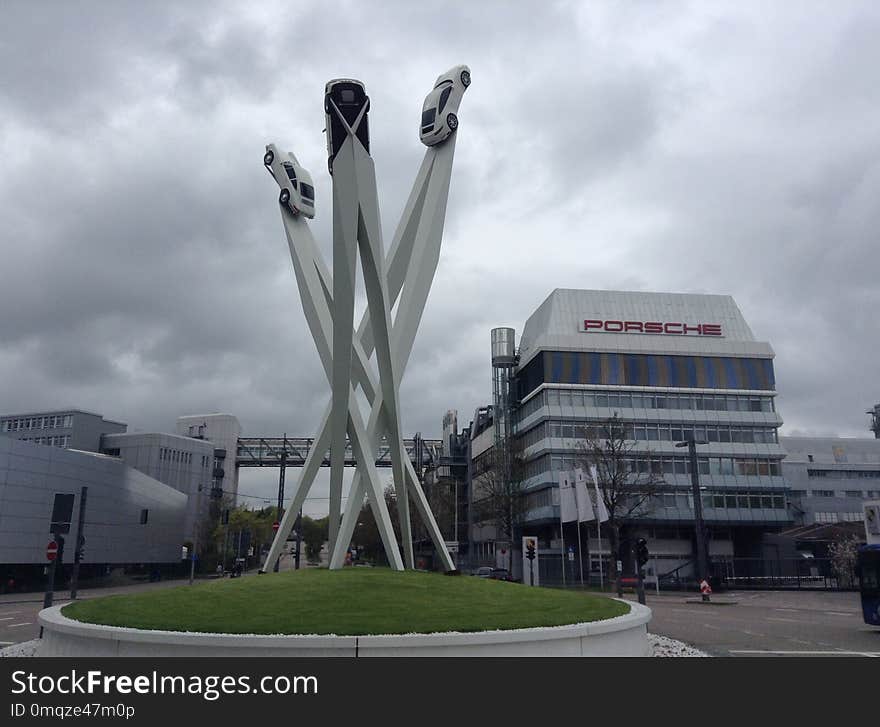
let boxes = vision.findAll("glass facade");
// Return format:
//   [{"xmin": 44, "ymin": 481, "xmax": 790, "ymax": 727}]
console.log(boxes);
[{"xmin": 517, "ymin": 351, "xmax": 776, "ymax": 400}]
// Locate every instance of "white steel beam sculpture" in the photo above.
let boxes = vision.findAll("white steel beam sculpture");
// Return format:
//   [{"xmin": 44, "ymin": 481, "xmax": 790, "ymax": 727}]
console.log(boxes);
[{"xmin": 261, "ymin": 66, "xmax": 470, "ymax": 572}]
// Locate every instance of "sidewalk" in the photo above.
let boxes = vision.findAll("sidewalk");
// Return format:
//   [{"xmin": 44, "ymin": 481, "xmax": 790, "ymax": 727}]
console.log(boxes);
[{"xmin": 0, "ymin": 575, "xmax": 199, "ymax": 606}]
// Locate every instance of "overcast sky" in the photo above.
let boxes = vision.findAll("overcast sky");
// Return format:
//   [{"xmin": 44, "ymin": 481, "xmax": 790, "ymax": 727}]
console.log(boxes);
[{"xmin": 2, "ymin": 2, "xmax": 879, "ymax": 513}]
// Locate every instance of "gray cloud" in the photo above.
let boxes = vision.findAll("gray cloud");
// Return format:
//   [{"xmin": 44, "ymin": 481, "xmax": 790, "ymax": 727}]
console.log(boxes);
[{"xmin": 2, "ymin": 1, "xmax": 880, "ymax": 506}]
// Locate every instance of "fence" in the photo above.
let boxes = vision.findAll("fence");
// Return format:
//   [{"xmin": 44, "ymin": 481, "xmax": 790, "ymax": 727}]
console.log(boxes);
[{"xmin": 716, "ymin": 557, "xmax": 859, "ymax": 591}]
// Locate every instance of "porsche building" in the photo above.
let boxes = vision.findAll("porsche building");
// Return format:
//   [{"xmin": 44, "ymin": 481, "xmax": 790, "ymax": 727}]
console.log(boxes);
[{"xmin": 505, "ymin": 289, "xmax": 790, "ymax": 581}]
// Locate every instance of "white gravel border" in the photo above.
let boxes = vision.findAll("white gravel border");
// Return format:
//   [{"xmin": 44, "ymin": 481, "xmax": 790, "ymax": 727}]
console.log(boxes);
[
  {"xmin": 0, "ymin": 639, "xmax": 40, "ymax": 657},
  {"xmin": 648, "ymin": 633, "xmax": 710, "ymax": 657},
  {"xmin": 4, "ymin": 634, "xmax": 708, "ymax": 657}
]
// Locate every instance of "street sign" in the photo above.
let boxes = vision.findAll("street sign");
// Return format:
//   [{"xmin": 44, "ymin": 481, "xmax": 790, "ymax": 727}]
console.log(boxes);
[
  {"xmin": 444, "ymin": 540, "xmax": 459, "ymax": 553},
  {"xmin": 50, "ymin": 493, "xmax": 75, "ymax": 535},
  {"xmin": 46, "ymin": 541, "xmax": 58, "ymax": 561},
  {"xmin": 272, "ymin": 522, "xmax": 280, "ymax": 532}
]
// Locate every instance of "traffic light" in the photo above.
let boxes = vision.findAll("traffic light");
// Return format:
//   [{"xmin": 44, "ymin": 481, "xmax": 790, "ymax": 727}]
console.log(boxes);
[
  {"xmin": 525, "ymin": 539, "xmax": 536, "ymax": 561},
  {"xmin": 636, "ymin": 538, "xmax": 649, "ymax": 567}
]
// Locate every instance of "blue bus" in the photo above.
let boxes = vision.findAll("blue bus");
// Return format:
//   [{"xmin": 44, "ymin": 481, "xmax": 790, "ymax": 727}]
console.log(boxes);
[{"xmin": 857, "ymin": 544, "xmax": 880, "ymax": 626}]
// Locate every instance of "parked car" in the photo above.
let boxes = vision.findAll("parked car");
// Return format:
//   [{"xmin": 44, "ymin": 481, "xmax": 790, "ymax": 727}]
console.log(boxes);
[
  {"xmin": 419, "ymin": 64, "xmax": 471, "ymax": 146},
  {"xmin": 474, "ymin": 566, "xmax": 494, "ymax": 578},
  {"xmin": 324, "ymin": 78, "xmax": 370, "ymax": 174},
  {"xmin": 490, "ymin": 568, "xmax": 513, "ymax": 582},
  {"xmin": 263, "ymin": 143, "xmax": 316, "ymax": 219}
]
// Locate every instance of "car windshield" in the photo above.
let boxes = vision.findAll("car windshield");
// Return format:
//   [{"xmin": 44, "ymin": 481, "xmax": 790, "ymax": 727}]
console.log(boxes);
[
  {"xmin": 421, "ymin": 108, "xmax": 436, "ymax": 128},
  {"xmin": 283, "ymin": 163, "xmax": 296, "ymax": 182},
  {"xmin": 300, "ymin": 182, "xmax": 315, "ymax": 201}
]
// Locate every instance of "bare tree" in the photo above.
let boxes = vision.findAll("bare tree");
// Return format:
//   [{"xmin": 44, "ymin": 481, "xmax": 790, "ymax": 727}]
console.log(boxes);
[
  {"xmin": 471, "ymin": 435, "xmax": 527, "ymax": 564},
  {"xmin": 574, "ymin": 414, "xmax": 663, "ymax": 594},
  {"xmin": 828, "ymin": 534, "xmax": 861, "ymax": 589}
]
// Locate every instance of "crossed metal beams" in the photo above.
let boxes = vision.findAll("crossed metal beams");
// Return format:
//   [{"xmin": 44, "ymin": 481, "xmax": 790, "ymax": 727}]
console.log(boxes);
[{"xmin": 262, "ymin": 103, "xmax": 460, "ymax": 573}]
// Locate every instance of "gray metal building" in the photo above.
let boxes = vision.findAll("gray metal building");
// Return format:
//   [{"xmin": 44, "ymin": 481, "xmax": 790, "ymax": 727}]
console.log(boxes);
[
  {"xmin": 0, "ymin": 437, "xmax": 187, "ymax": 568},
  {"xmin": 780, "ymin": 436, "xmax": 880, "ymax": 525},
  {"xmin": 0, "ymin": 409, "xmax": 127, "ymax": 453},
  {"xmin": 100, "ymin": 432, "xmax": 216, "ymax": 542}
]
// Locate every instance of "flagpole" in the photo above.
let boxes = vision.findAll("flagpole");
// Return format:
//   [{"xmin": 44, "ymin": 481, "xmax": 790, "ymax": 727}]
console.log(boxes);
[
  {"xmin": 559, "ymin": 499, "xmax": 566, "ymax": 587},
  {"xmin": 589, "ymin": 464, "xmax": 606, "ymax": 591},
  {"xmin": 576, "ymin": 520, "xmax": 584, "ymax": 587}
]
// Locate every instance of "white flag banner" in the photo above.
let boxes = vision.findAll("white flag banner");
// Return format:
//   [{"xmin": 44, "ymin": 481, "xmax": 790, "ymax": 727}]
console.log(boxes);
[
  {"xmin": 589, "ymin": 465, "xmax": 610, "ymax": 522},
  {"xmin": 559, "ymin": 471, "xmax": 578, "ymax": 523},
  {"xmin": 573, "ymin": 468, "xmax": 596, "ymax": 523}
]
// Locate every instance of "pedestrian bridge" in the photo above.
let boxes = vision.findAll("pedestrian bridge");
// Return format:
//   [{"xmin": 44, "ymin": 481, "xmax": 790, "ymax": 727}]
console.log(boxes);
[{"xmin": 235, "ymin": 436, "xmax": 442, "ymax": 469}]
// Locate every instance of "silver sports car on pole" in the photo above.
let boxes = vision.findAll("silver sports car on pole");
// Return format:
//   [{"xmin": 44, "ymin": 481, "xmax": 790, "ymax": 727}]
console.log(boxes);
[
  {"xmin": 263, "ymin": 143, "xmax": 316, "ymax": 219},
  {"xmin": 419, "ymin": 64, "xmax": 470, "ymax": 146}
]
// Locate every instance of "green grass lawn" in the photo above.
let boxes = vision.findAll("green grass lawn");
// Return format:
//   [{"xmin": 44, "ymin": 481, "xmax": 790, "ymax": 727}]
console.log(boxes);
[{"xmin": 62, "ymin": 569, "xmax": 629, "ymax": 635}]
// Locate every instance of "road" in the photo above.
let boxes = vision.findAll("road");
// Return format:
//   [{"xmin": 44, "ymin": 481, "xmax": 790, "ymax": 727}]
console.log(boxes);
[
  {"xmin": 631, "ymin": 589, "xmax": 880, "ymax": 656},
  {"xmin": 0, "ymin": 577, "xmax": 214, "ymax": 647}
]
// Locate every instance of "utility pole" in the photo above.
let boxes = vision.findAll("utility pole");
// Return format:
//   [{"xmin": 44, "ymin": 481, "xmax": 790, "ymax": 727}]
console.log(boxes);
[
  {"xmin": 43, "ymin": 534, "xmax": 63, "ymax": 610},
  {"xmin": 294, "ymin": 509, "xmax": 302, "ymax": 570},
  {"xmin": 274, "ymin": 444, "xmax": 287, "ymax": 573},
  {"xmin": 69, "ymin": 486, "xmax": 88, "ymax": 600},
  {"xmin": 189, "ymin": 484, "xmax": 203, "ymax": 585},
  {"xmin": 677, "ymin": 437, "xmax": 709, "ymax": 583}
]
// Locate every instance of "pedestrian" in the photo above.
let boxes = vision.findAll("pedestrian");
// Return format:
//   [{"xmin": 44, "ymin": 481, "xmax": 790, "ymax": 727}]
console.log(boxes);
[{"xmin": 700, "ymin": 577, "xmax": 712, "ymax": 602}]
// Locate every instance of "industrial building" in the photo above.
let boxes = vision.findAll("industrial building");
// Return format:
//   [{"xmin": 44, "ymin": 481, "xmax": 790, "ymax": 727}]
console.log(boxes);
[
  {"xmin": 0, "ymin": 409, "xmax": 126, "ymax": 452},
  {"xmin": 780, "ymin": 436, "xmax": 880, "ymax": 525},
  {"xmin": 0, "ymin": 409, "xmax": 244, "ymax": 582},
  {"xmin": 0, "ymin": 437, "xmax": 187, "ymax": 578},
  {"xmin": 100, "ymin": 432, "xmax": 217, "ymax": 542},
  {"xmin": 467, "ymin": 288, "xmax": 791, "ymax": 582}
]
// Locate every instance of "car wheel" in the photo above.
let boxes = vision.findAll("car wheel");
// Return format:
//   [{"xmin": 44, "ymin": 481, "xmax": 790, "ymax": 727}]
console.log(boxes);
[
  {"xmin": 446, "ymin": 113, "xmax": 458, "ymax": 131},
  {"xmin": 279, "ymin": 189, "xmax": 290, "ymax": 205},
  {"xmin": 263, "ymin": 150, "xmax": 274, "ymax": 166},
  {"xmin": 460, "ymin": 70, "xmax": 471, "ymax": 87}
]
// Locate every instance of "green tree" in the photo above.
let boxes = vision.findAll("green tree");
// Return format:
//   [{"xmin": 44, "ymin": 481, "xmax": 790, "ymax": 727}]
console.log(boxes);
[
  {"xmin": 299, "ymin": 515, "xmax": 328, "ymax": 564},
  {"xmin": 352, "ymin": 486, "xmax": 400, "ymax": 565}
]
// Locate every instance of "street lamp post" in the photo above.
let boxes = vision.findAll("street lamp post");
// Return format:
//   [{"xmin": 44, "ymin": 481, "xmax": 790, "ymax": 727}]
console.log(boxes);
[{"xmin": 676, "ymin": 437, "xmax": 709, "ymax": 583}]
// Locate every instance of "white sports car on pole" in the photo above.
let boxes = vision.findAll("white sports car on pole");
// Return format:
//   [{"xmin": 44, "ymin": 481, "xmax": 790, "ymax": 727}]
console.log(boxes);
[
  {"xmin": 419, "ymin": 65, "xmax": 470, "ymax": 146},
  {"xmin": 263, "ymin": 143, "xmax": 316, "ymax": 219}
]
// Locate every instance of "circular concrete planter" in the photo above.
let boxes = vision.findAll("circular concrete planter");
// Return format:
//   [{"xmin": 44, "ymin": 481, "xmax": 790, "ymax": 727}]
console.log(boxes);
[{"xmin": 37, "ymin": 600, "xmax": 651, "ymax": 657}]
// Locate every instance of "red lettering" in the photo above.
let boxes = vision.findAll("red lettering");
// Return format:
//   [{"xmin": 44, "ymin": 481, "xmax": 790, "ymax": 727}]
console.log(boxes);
[{"xmin": 580, "ymin": 319, "xmax": 724, "ymax": 336}]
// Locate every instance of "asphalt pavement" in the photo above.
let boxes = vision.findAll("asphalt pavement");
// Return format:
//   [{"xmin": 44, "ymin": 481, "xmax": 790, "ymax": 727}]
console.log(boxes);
[
  {"xmin": 0, "ymin": 576, "xmax": 213, "ymax": 647},
  {"xmin": 630, "ymin": 589, "xmax": 880, "ymax": 656}
]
